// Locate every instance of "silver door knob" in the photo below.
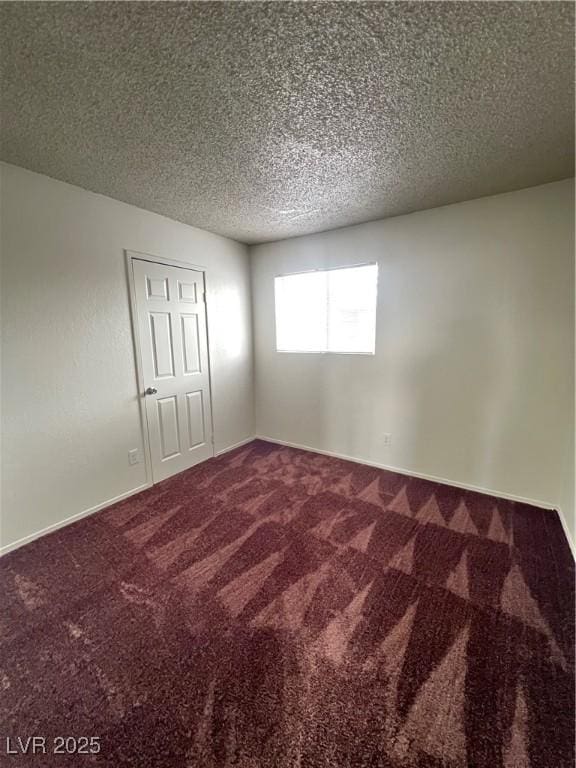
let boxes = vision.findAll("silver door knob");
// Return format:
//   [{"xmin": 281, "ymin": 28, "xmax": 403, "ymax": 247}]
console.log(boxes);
[{"xmin": 145, "ymin": 387, "xmax": 158, "ymax": 395}]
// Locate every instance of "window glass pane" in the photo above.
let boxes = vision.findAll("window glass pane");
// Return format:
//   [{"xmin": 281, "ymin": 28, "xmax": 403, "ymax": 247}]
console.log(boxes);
[
  {"xmin": 327, "ymin": 264, "xmax": 377, "ymax": 353},
  {"xmin": 275, "ymin": 271, "xmax": 328, "ymax": 352},
  {"xmin": 274, "ymin": 264, "xmax": 377, "ymax": 354}
]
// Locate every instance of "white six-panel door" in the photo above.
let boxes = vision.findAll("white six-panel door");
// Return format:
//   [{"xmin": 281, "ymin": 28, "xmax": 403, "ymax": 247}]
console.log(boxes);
[{"xmin": 133, "ymin": 258, "xmax": 213, "ymax": 482}]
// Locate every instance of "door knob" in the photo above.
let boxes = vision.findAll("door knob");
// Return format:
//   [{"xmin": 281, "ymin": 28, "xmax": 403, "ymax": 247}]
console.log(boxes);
[{"xmin": 145, "ymin": 387, "xmax": 158, "ymax": 395}]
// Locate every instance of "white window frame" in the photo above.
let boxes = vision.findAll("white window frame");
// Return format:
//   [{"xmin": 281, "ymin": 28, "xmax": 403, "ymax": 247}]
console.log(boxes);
[{"xmin": 274, "ymin": 262, "xmax": 378, "ymax": 356}]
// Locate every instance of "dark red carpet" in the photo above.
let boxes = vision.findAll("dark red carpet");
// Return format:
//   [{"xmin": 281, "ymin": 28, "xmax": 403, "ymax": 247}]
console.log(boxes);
[{"xmin": 1, "ymin": 440, "xmax": 574, "ymax": 767}]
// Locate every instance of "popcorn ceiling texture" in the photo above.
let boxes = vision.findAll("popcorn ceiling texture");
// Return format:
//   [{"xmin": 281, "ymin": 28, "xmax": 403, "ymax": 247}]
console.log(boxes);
[{"xmin": 0, "ymin": 1, "xmax": 573, "ymax": 244}]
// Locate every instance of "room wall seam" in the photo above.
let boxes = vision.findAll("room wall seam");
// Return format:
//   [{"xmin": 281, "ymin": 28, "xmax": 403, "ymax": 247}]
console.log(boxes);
[{"xmin": 215, "ymin": 436, "xmax": 256, "ymax": 456}]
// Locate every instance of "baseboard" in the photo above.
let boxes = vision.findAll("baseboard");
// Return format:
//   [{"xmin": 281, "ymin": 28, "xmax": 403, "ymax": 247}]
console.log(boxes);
[
  {"xmin": 255, "ymin": 434, "xmax": 558, "ymax": 511},
  {"xmin": 215, "ymin": 436, "xmax": 255, "ymax": 456},
  {"xmin": 1, "ymin": 438, "xmax": 255, "ymax": 557},
  {"xmin": 557, "ymin": 506, "xmax": 576, "ymax": 560},
  {"xmin": 3, "ymin": 436, "xmax": 571, "ymax": 560},
  {"xmin": 0, "ymin": 482, "xmax": 152, "ymax": 557}
]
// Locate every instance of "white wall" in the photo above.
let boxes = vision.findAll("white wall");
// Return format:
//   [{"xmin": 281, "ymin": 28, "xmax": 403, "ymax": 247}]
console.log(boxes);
[
  {"xmin": 0, "ymin": 163, "xmax": 254, "ymax": 550},
  {"xmin": 251, "ymin": 180, "xmax": 575, "ymax": 545}
]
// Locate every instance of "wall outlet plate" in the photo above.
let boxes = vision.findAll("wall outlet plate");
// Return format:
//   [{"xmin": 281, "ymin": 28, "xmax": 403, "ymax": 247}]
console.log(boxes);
[
  {"xmin": 128, "ymin": 448, "xmax": 141, "ymax": 465},
  {"xmin": 382, "ymin": 433, "xmax": 392, "ymax": 447}
]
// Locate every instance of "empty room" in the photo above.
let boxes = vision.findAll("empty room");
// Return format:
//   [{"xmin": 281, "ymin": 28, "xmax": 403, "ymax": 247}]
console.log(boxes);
[{"xmin": 0, "ymin": 2, "xmax": 574, "ymax": 767}]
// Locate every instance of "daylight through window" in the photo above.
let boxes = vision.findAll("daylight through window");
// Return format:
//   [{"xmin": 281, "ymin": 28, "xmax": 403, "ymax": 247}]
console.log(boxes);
[{"xmin": 274, "ymin": 264, "xmax": 378, "ymax": 354}]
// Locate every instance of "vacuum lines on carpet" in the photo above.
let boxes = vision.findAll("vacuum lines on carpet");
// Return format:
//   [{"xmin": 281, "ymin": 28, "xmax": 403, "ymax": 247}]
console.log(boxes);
[{"xmin": 1, "ymin": 440, "xmax": 573, "ymax": 766}]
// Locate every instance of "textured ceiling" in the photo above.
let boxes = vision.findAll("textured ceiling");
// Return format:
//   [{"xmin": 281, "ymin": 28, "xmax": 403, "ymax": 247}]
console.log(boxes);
[{"xmin": 0, "ymin": 2, "xmax": 574, "ymax": 244}]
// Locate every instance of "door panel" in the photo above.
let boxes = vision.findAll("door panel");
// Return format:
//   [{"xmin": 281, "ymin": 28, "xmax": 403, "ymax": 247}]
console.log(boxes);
[
  {"xmin": 178, "ymin": 281, "xmax": 197, "ymax": 302},
  {"xmin": 133, "ymin": 258, "xmax": 213, "ymax": 482},
  {"xmin": 150, "ymin": 312, "xmax": 175, "ymax": 378},
  {"xmin": 186, "ymin": 391, "xmax": 205, "ymax": 448},
  {"xmin": 181, "ymin": 314, "xmax": 201, "ymax": 374},
  {"xmin": 157, "ymin": 396, "xmax": 181, "ymax": 459},
  {"xmin": 147, "ymin": 277, "xmax": 169, "ymax": 300}
]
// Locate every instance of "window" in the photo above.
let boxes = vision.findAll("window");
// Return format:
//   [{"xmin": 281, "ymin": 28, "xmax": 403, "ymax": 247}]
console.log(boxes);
[{"xmin": 275, "ymin": 263, "xmax": 378, "ymax": 354}]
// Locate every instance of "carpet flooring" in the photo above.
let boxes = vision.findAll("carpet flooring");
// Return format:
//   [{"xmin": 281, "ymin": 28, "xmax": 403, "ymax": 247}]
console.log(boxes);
[{"xmin": 1, "ymin": 440, "xmax": 574, "ymax": 767}]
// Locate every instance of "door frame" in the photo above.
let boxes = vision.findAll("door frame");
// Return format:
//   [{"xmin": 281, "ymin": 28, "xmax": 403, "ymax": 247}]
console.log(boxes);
[{"xmin": 125, "ymin": 249, "xmax": 216, "ymax": 487}]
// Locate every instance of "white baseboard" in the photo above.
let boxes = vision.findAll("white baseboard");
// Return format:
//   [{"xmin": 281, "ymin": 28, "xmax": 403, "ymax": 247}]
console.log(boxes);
[
  {"xmin": 255, "ymin": 434, "xmax": 558, "ymax": 511},
  {"xmin": 557, "ymin": 506, "xmax": 576, "ymax": 560},
  {"xmin": 257, "ymin": 434, "xmax": 576, "ymax": 559},
  {"xmin": 215, "ymin": 436, "xmax": 255, "ymax": 456},
  {"xmin": 0, "ymin": 482, "xmax": 152, "ymax": 557},
  {"xmin": 0, "ymin": 437, "xmax": 256, "ymax": 557},
  {"xmin": 3, "ymin": 435, "xmax": 572, "ymax": 562}
]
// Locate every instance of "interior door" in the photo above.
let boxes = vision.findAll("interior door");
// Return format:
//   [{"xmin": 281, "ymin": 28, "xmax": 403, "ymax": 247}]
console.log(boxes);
[{"xmin": 133, "ymin": 258, "xmax": 213, "ymax": 482}]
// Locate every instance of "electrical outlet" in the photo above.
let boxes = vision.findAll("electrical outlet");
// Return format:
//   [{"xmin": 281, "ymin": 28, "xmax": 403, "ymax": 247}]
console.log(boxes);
[
  {"xmin": 128, "ymin": 448, "xmax": 141, "ymax": 466},
  {"xmin": 382, "ymin": 433, "xmax": 392, "ymax": 447}
]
